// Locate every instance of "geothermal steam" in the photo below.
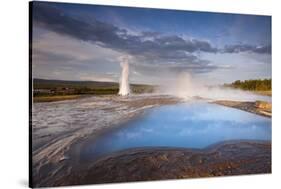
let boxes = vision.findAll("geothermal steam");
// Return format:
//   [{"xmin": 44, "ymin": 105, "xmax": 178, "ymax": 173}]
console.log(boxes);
[
  {"xmin": 159, "ymin": 73, "xmax": 271, "ymax": 102},
  {"xmin": 118, "ymin": 56, "xmax": 130, "ymax": 96}
]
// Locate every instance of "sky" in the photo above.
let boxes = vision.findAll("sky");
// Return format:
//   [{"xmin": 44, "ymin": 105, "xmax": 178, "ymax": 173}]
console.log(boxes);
[{"xmin": 31, "ymin": 1, "xmax": 271, "ymax": 85}]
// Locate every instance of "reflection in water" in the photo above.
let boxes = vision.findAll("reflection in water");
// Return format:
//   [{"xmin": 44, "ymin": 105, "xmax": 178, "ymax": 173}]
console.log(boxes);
[{"xmin": 82, "ymin": 102, "xmax": 271, "ymax": 160}]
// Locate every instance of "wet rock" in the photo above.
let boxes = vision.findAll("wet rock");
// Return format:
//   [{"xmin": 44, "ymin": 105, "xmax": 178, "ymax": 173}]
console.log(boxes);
[{"xmin": 55, "ymin": 141, "xmax": 271, "ymax": 186}]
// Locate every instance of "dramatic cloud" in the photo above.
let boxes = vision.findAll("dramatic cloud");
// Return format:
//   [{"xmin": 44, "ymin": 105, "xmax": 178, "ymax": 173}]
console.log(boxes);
[
  {"xmin": 31, "ymin": 2, "xmax": 271, "ymax": 84},
  {"xmin": 32, "ymin": 3, "xmax": 218, "ymax": 68}
]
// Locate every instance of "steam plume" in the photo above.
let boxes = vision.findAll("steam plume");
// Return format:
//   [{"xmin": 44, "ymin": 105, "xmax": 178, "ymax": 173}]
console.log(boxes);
[
  {"xmin": 118, "ymin": 56, "xmax": 130, "ymax": 96},
  {"xmin": 158, "ymin": 72, "xmax": 271, "ymax": 102}
]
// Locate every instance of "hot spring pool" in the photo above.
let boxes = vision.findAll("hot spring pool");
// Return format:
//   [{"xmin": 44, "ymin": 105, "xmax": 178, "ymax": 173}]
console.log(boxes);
[{"xmin": 81, "ymin": 102, "xmax": 271, "ymax": 160}]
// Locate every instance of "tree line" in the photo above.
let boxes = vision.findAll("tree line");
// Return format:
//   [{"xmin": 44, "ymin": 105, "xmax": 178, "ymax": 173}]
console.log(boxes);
[{"xmin": 225, "ymin": 79, "xmax": 271, "ymax": 91}]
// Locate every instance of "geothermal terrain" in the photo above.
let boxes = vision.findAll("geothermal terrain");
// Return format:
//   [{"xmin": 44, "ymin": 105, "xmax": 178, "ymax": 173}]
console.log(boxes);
[
  {"xmin": 31, "ymin": 79, "xmax": 271, "ymax": 187},
  {"xmin": 32, "ymin": 94, "xmax": 181, "ymax": 186}
]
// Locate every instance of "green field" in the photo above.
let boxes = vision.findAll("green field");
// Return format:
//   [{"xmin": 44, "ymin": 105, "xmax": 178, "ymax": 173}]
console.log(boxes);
[{"xmin": 33, "ymin": 79, "xmax": 155, "ymax": 102}]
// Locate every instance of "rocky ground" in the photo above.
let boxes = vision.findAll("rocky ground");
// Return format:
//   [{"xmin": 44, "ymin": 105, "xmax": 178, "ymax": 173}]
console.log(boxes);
[
  {"xmin": 53, "ymin": 141, "xmax": 271, "ymax": 186},
  {"xmin": 31, "ymin": 94, "xmax": 271, "ymax": 187},
  {"xmin": 213, "ymin": 100, "xmax": 272, "ymax": 117},
  {"xmin": 31, "ymin": 94, "xmax": 181, "ymax": 187}
]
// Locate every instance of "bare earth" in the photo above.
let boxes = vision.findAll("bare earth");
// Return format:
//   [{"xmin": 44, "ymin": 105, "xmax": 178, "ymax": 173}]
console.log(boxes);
[
  {"xmin": 213, "ymin": 100, "xmax": 272, "ymax": 117},
  {"xmin": 31, "ymin": 95, "xmax": 271, "ymax": 187}
]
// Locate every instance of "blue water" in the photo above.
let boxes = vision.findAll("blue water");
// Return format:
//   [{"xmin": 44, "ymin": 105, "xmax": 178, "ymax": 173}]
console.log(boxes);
[{"xmin": 82, "ymin": 102, "xmax": 271, "ymax": 160}]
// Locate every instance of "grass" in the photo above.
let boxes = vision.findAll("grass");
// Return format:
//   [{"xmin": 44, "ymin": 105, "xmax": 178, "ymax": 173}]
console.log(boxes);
[{"xmin": 33, "ymin": 95, "xmax": 82, "ymax": 103}]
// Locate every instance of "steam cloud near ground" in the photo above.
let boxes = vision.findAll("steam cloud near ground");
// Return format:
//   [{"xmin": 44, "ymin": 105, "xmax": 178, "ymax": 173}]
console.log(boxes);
[
  {"xmin": 157, "ymin": 73, "xmax": 271, "ymax": 102},
  {"xmin": 116, "ymin": 56, "xmax": 270, "ymax": 102}
]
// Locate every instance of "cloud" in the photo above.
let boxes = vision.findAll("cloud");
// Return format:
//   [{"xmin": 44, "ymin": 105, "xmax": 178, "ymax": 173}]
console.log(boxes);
[
  {"xmin": 32, "ymin": 3, "xmax": 218, "ymax": 66},
  {"xmin": 32, "ymin": 2, "xmax": 271, "ymax": 84},
  {"xmin": 32, "ymin": 49, "xmax": 74, "ymax": 64},
  {"xmin": 79, "ymin": 74, "xmax": 117, "ymax": 82},
  {"xmin": 223, "ymin": 44, "xmax": 271, "ymax": 54},
  {"xmin": 32, "ymin": 30, "xmax": 124, "ymax": 81},
  {"xmin": 131, "ymin": 60, "xmax": 228, "ymax": 76}
]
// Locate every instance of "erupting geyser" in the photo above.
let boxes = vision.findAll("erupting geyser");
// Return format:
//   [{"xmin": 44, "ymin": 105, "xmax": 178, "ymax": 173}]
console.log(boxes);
[{"xmin": 118, "ymin": 56, "xmax": 130, "ymax": 96}]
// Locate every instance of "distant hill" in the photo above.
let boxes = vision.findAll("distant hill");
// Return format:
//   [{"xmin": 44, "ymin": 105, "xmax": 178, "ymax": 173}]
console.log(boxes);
[
  {"xmin": 33, "ymin": 78, "xmax": 119, "ymax": 89},
  {"xmin": 33, "ymin": 78, "xmax": 154, "ymax": 96}
]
